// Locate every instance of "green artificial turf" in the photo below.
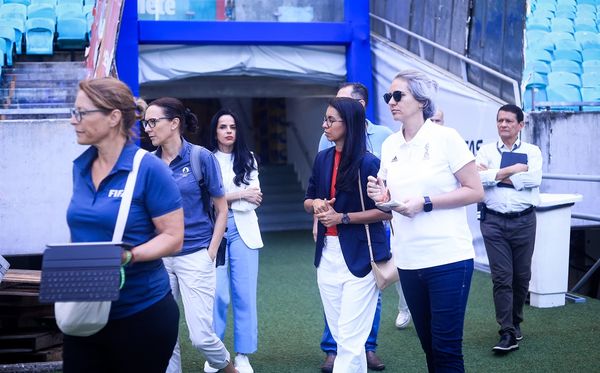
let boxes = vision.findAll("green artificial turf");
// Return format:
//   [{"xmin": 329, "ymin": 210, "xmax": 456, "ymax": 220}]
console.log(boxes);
[{"xmin": 179, "ymin": 231, "xmax": 600, "ymax": 372}]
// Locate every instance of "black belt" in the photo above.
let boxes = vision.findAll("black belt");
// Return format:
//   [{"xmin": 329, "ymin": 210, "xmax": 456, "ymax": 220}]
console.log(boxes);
[{"xmin": 485, "ymin": 205, "xmax": 535, "ymax": 219}]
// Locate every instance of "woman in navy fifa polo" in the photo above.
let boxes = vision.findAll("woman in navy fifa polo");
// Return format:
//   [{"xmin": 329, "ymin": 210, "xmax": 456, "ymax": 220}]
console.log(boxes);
[
  {"xmin": 63, "ymin": 78, "xmax": 184, "ymax": 373},
  {"xmin": 304, "ymin": 97, "xmax": 391, "ymax": 373},
  {"xmin": 143, "ymin": 98, "xmax": 236, "ymax": 373}
]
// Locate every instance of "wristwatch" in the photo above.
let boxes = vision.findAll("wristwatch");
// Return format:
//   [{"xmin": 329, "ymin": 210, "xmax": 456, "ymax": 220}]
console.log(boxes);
[
  {"xmin": 341, "ymin": 213, "xmax": 351, "ymax": 224},
  {"xmin": 423, "ymin": 196, "xmax": 433, "ymax": 212}
]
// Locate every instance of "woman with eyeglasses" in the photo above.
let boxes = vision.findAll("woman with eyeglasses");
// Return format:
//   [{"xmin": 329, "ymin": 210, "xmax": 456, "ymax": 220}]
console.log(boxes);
[
  {"xmin": 367, "ymin": 70, "xmax": 483, "ymax": 372},
  {"xmin": 304, "ymin": 97, "xmax": 391, "ymax": 373},
  {"xmin": 207, "ymin": 109, "xmax": 263, "ymax": 373},
  {"xmin": 141, "ymin": 98, "xmax": 236, "ymax": 373},
  {"xmin": 64, "ymin": 78, "xmax": 184, "ymax": 373}
]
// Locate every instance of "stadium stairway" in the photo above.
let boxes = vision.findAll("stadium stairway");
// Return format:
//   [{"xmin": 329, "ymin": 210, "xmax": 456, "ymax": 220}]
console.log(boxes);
[
  {"xmin": 255, "ymin": 164, "xmax": 312, "ymax": 232},
  {"xmin": 0, "ymin": 52, "xmax": 86, "ymax": 120}
]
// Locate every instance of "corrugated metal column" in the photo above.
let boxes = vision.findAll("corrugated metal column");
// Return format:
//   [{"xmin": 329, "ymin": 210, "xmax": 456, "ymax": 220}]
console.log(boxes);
[{"xmin": 345, "ymin": 0, "xmax": 375, "ymax": 119}]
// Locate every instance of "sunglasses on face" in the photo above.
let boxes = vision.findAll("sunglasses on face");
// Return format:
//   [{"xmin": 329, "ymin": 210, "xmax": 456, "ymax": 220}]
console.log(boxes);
[{"xmin": 383, "ymin": 91, "xmax": 404, "ymax": 104}]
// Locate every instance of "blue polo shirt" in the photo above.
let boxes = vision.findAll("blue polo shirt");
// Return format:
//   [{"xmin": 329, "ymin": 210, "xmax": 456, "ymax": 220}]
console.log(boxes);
[
  {"xmin": 154, "ymin": 139, "xmax": 224, "ymax": 255},
  {"xmin": 67, "ymin": 142, "xmax": 182, "ymax": 319}
]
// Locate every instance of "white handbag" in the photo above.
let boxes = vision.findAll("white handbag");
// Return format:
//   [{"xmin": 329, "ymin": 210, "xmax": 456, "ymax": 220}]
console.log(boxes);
[{"xmin": 54, "ymin": 149, "xmax": 146, "ymax": 337}]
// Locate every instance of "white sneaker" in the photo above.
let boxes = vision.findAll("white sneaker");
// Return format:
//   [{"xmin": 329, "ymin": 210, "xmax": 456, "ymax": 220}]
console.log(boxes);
[
  {"xmin": 395, "ymin": 310, "xmax": 411, "ymax": 329},
  {"xmin": 204, "ymin": 361, "xmax": 219, "ymax": 373},
  {"xmin": 234, "ymin": 354, "xmax": 254, "ymax": 373}
]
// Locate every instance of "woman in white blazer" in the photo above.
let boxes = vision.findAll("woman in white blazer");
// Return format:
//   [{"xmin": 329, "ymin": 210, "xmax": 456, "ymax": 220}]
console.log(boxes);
[{"xmin": 209, "ymin": 109, "xmax": 264, "ymax": 373}]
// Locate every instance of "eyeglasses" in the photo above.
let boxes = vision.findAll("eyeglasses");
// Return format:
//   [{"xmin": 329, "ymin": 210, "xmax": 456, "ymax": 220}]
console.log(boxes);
[
  {"xmin": 140, "ymin": 117, "xmax": 171, "ymax": 129},
  {"xmin": 70, "ymin": 108, "xmax": 107, "ymax": 122},
  {"xmin": 323, "ymin": 116, "xmax": 344, "ymax": 128},
  {"xmin": 383, "ymin": 91, "xmax": 404, "ymax": 104}
]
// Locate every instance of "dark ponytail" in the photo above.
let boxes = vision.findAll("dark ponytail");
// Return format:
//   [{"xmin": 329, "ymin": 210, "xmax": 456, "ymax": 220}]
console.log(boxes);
[{"xmin": 147, "ymin": 97, "xmax": 198, "ymax": 133}]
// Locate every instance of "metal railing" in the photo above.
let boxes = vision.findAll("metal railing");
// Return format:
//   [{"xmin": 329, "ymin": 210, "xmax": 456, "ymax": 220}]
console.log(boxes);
[
  {"xmin": 543, "ymin": 173, "xmax": 600, "ymax": 222},
  {"xmin": 369, "ymin": 13, "xmax": 521, "ymax": 105}
]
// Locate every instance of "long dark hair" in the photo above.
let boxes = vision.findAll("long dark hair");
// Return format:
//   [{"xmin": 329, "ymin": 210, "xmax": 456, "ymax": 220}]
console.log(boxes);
[
  {"xmin": 147, "ymin": 97, "xmax": 198, "ymax": 133},
  {"xmin": 328, "ymin": 97, "xmax": 366, "ymax": 192},
  {"xmin": 209, "ymin": 109, "xmax": 257, "ymax": 186}
]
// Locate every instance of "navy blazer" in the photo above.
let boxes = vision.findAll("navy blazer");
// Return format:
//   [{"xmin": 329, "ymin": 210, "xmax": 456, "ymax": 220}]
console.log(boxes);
[{"xmin": 305, "ymin": 148, "xmax": 390, "ymax": 278}]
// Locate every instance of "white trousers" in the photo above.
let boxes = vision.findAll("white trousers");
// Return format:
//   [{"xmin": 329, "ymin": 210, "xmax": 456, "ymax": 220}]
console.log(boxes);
[
  {"xmin": 164, "ymin": 249, "xmax": 231, "ymax": 373},
  {"xmin": 317, "ymin": 236, "xmax": 379, "ymax": 373}
]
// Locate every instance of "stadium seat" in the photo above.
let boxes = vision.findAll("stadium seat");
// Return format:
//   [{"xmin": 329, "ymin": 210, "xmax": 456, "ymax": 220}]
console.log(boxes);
[
  {"xmin": 524, "ymin": 86, "xmax": 548, "ymax": 111},
  {"xmin": 27, "ymin": 3, "xmax": 56, "ymax": 20},
  {"xmin": 548, "ymin": 71, "xmax": 582, "ymax": 87},
  {"xmin": 578, "ymin": 0, "xmax": 598, "ymax": 5},
  {"xmin": 532, "ymin": 8, "xmax": 556, "ymax": 20},
  {"xmin": 525, "ymin": 59, "xmax": 552, "ymax": 74},
  {"xmin": 526, "ymin": 48, "xmax": 553, "ymax": 64},
  {"xmin": 25, "ymin": 17, "xmax": 54, "ymax": 55},
  {"xmin": 57, "ymin": 0, "xmax": 83, "ymax": 4},
  {"xmin": 2, "ymin": 18, "xmax": 25, "ymax": 55},
  {"xmin": 555, "ymin": 38, "xmax": 582, "ymax": 51},
  {"xmin": 57, "ymin": 17, "xmax": 87, "ymax": 49},
  {"xmin": 555, "ymin": 9, "xmax": 576, "ymax": 20},
  {"xmin": 527, "ymin": 16, "xmax": 552, "ymax": 31},
  {"xmin": 581, "ymin": 71, "xmax": 600, "ymax": 86},
  {"xmin": 526, "ymin": 29, "xmax": 550, "ymax": 45},
  {"xmin": 4, "ymin": 0, "xmax": 31, "ymax": 5},
  {"xmin": 534, "ymin": 2, "xmax": 556, "ymax": 13},
  {"xmin": 554, "ymin": 49, "xmax": 583, "ymax": 63},
  {"xmin": 31, "ymin": 0, "xmax": 58, "ymax": 5},
  {"xmin": 549, "ymin": 31, "xmax": 575, "ymax": 43},
  {"xmin": 0, "ymin": 24, "xmax": 16, "ymax": 66},
  {"xmin": 575, "ymin": 31, "xmax": 600, "ymax": 49},
  {"xmin": 56, "ymin": 3, "xmax": 84, "ymax": 19},
  {"xmin": 574, "ymin": 18, "xmax": 597, "ymax": 32},
  {"xmin": 582, "ymin": 59, "xmax": 600, "ymax": 72},
  {"xmin": 551, "ymin": 59, "xmax": 583, "ymax": 74},
  {"xmin": 580, "ymin": 87, "xmax": 600, "ymax": 104},
  {"xmin": 0, "ymin": 3, "xmax": 27, "ymax": 23},
  {"xmin": 583, "ymin": 48, "xmax": 600, "ymax": 59},
  {"xmin": 576, "ymin": 4, "xmax": 597, "ymax": 15},
  {"xmin": 546, "ymin": 85, "xmax": 582, "ymax": 109},
  {"xmin": 556, "ymin": 0, "xmax": 576, "ymax": 6},
  {"xmin": 552, "ymin": 18, "xmax": 575, "ymax": 33}
]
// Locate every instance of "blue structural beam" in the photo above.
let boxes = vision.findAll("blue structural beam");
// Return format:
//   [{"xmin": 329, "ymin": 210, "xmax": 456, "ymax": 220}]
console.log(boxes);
[
  {"xmin": 116, "ymin": 0, "xmax": 140, "ymax": 96},
  {"xmin": 345, "ymin": 0, "xmax": 374, "ymax": 119},
  {"xmin": 138, "ymin": 21, "xmax": 352, "ymax": 45}
]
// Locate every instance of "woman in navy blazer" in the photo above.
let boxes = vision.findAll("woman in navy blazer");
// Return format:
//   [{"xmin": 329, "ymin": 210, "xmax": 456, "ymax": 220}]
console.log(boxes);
[{"xmin": 304, "ymin": 97, "xmax": 391, "ymax": 373}]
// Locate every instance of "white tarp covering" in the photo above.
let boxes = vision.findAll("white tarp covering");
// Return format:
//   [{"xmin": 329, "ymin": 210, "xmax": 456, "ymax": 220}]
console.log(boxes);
[
  {"xmin": 371, "ymin": 37, "xmax": 505, "ymax": 269},
  {"xmin": 139, "ymin": 44, "xmax": 346, "ymax": 84}
]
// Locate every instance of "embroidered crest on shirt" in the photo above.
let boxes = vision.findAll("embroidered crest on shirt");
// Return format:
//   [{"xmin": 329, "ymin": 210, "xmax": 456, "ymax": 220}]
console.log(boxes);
[
  {"xmin": 182, "ymin": 166, "xmax": 191, "ymax": 177},
  {"xmin": 423, "ymin": 143, "xmax": 430, "ymax": 160},
  {"xmin": 391, "ymin": 156, "xmax": 398, "ymax": 162}
]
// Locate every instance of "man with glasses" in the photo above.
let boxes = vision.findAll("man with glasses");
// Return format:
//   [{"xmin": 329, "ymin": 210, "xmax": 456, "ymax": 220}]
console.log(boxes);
[{"xmin": 316, "ymin": 82, "xmax": 397, "ymax": 373}]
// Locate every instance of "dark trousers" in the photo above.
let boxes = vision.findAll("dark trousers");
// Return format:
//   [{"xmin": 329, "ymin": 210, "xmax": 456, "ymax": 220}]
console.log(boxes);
[
  {"xmin": 320, "ymin": 292, "xmax": 381, "ymax": 353},
  {"xmin": 400, "ymin": 259, "xmax": 473, "ymax": 373},
  {"xmin": 480, "ymin": 211, "xmax": 536, "ymax": 335},
  {"xmin": 63, "ymin": 293, "xmax": 180, "ymax": 373}
]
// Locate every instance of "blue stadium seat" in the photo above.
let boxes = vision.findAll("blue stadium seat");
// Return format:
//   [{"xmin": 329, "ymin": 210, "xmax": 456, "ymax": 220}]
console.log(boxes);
[
  {"xmin": 0, "ymin": 3, "xmax": 27, "ymax": 24},
  {"xmin": 56, "ymin": 3, "xmax": 83, "ymax": 19},
  {"xmin": 532, "ymin": 8, "xmax": 556, "ymax": 20},
  {"xmin": 583, "ymin": 48, "xmax": 600, "ymax": 59},
  {"xmin": 25, "ymin": 17, "xmax": 55, "ymax": 55},
  {"xmin": 57, "ymin": 0, "xmax": 83, "ymax": 4},
  {"xmin": 526, "ymin": 29, "xmax": 551, "ymax": 45},
  {"xmin": 524, "ymin": 87, "xmax": 548, "ymax": 111},
  {"xmin": 581, "ymin": 71, "xmax": 600, "ymax": 86},
  {"xmin": 535, "ymin": 2, "xmax": 557, "ymax": 12},
  {"xmin": 554, "ymin": 49, "xmax": 583, "ymax": 63},
  {"xmin": 27, "ymin": 3, "xmax": 56, "ymax": 20},
  {"xmin": 556, "ymin": 0, "xmax": 576, "ymax": 6},
  {"xmin": 549, "ymin": 31, "xmax": 575, "ymax": 43},
  {"xmin": 551, "ymin": 59, "xmax": 583, "ymax": 74},
  {"xmin": 2, "ymin": 18, "xmax": 25, "ymax": 55},
  {"xmin": 576, "ymin": 4, "xmax": 597, "ymax": 14},
  {"xmin": 526, "ymin": 48, "xmax": 554, "ymax": 64},
  {"xmin": 575, "ymin": 30, "xmax": 600, "ymax": 49},
  {"xmin": 574, "ymin": 18, "xmax": 597, "ymax": 32},
  {"xmin": 548, "ymin": 71, "xmax": 582, "ymax": 86},
  {"xmin": 552, "ymin": 18, "xmax": 575, "ymax": 33},
  {"xmin": 582, "ymin": 59, "xmax": 600, "ymax": 72},
  {"xmin": 581, "ymin": 87, "xmax": 600, "ymax": 104},
  {"xmin": 555, "ymin": 38, "xmax": 582, "ymax": 51},
  {"xmin": 0, "ymin": 24, "xmax": 16, "ymax": 66},
  {"xmin": 555, "ymin": 8, "xmax": 576, "ymax": 20},
  {"xmin": 527, "ymin": 16, "xmax": 552, "ymax": 31},
  {"xmin": 57, "ymin": 17, "xmax": 87, "ymax": 49},
  {"xmin": 4, "ymin": 0, "xmax": 31, "ymax": 5},
  {"xmin": 31, "ymin": 0, "xmax": 58, "ymax": 5},
  {"xmin": 578, "ymin": 0, "xmax": 598, "ymax": 5},
  {"xmin": 525, "ymin": 59, "xmax": 552, "ymax": 75},
  {"xmin": 546, "ymin": 84, "xmax": 582, "ymax": 109}
]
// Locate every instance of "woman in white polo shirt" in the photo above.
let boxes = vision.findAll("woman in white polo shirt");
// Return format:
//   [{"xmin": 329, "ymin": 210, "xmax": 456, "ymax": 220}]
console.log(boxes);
[{"xmin": 367, "ymin": 70, "xmax": 483, "ymax": 372}]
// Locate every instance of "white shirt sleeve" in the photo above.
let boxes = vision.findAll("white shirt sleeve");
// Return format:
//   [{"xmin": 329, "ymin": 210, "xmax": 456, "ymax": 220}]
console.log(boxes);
[{"xmin": 509, "ymin": 144, "xmax": 542, "ymax": 191}]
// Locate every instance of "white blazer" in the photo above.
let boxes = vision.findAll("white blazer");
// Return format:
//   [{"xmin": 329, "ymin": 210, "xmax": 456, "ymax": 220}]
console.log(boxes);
[{"xmin": 217, "ymin": 152, "xmax": 264, "ymax": 249}]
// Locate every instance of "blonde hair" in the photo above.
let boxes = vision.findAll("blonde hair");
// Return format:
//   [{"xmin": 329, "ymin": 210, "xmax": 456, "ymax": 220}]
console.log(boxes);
[
  {"xmin": 394, "ymin": 70, "xmax": 439, "ymax": 119},
  {"xmin": 78, "ymin": 77, "xmax": 146, "ymax": 140}
]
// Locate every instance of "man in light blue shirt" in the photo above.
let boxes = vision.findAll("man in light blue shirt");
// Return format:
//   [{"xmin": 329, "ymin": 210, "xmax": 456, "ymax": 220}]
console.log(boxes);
[{"xmin": 316, "ymin": 82, "xmax": 396, "ymax": 373}]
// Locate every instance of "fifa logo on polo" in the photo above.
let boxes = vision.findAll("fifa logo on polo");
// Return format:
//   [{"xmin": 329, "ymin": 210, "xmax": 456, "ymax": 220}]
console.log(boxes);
[{"xmin": 108, "ymin": 189, "xmax": 124, "ymax": 198}]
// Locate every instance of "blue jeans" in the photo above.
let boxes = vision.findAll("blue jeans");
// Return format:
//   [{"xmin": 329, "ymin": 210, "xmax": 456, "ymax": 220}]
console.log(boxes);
[
  {"xmin": 320, "ymin": 292, "xmax": 381, "ymax": 353},
  {"xmin": 213, "ymin": 212, "xmax": 259, "ymax": 354},
  {"xmin": 400, "ymin": 259, "xmax": 473, "ymax": 373}
]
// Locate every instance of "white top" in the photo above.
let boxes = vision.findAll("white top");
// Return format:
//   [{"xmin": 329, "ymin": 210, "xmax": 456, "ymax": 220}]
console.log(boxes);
[
  {"xmin": 476, "ymin": 138, "xmax": 542, "ymax": 213},
  {"xmin": 378, "ymin": 120, "xmax": 475, "ymax": 269},
  {"xmin": 214, "ymin": 151, "xmax": 263, "ymax": 249}
]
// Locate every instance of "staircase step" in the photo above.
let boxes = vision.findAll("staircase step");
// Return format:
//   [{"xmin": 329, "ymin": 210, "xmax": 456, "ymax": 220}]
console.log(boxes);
[{"xmin": 0, "ymin": 88, "xmax": 77, "ymax": 105}]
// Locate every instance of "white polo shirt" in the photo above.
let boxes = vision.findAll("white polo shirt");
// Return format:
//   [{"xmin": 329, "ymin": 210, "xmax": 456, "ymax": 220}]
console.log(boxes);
[{"xmin": 378, "ymin": 120, "xmax": 476, "ymax": 269}]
